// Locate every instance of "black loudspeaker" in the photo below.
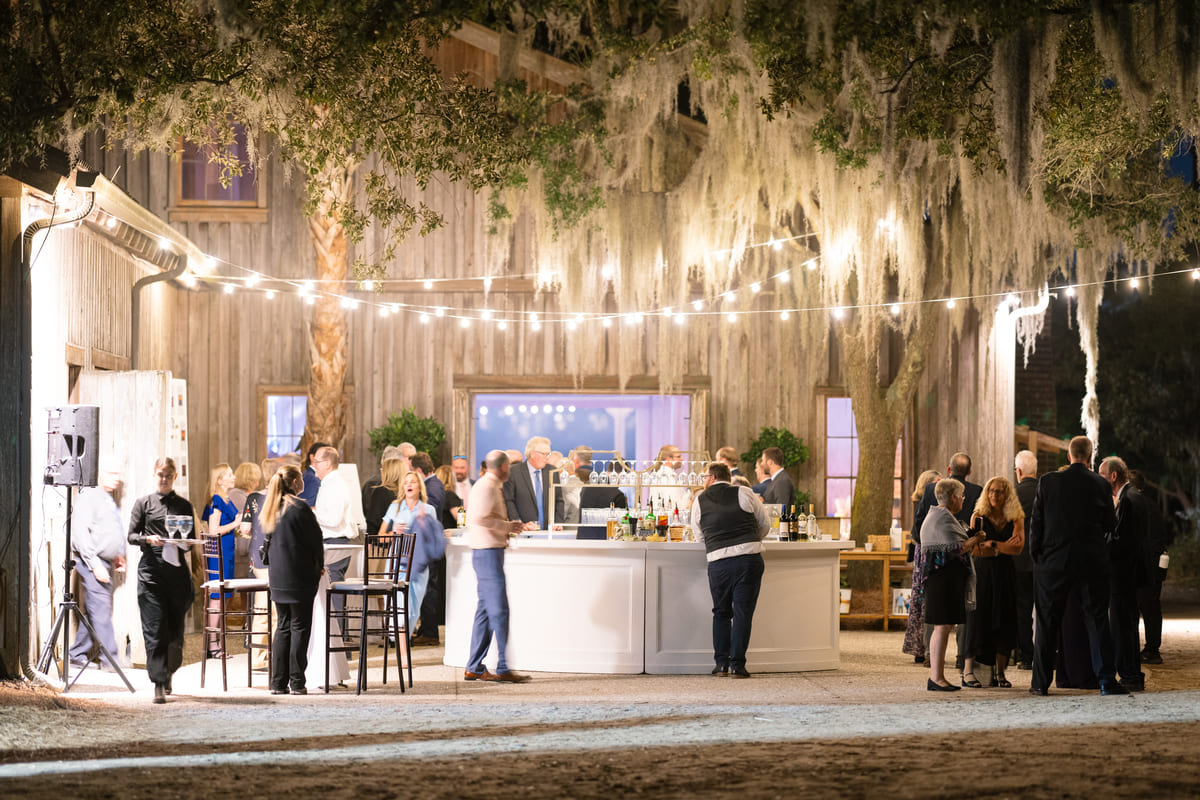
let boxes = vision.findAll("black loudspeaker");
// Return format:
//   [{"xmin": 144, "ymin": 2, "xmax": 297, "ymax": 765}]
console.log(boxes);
[{"xmin": 45, "ymin": 405, "xmax": 99, "ymax": 487}]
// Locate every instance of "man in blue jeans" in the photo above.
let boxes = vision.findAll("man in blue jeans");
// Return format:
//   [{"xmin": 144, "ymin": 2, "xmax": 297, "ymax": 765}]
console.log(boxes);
[
  {"xmin": 690, "ymin": 461, "xmax": 770, "ymax": 678},
  {"xmin": 463, "ymin": 450, "xmax": 530, "ymax": 683}
]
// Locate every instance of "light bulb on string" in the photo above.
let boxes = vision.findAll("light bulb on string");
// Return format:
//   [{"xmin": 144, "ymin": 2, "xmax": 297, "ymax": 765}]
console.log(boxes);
[
  {"xmin": 181, "ymin": 273, "xmax": 196, "ymax": 288},
  {"xmin": 435, "ymin": 307, "xmax": 445, "ymax": 317},
  {"xmin": 497, "ymin": 319, "xmax": 507, "ymax": 331},
  {"xmin": 460, "ymin": 318, "xmax": 470, "ymax": 328},
  {"xmin": 266, "ymin": 290, "xmax": 276, "ymax": 300},
  {"xmin": 363, "ymin": 280, "xmax": 374, "ymax": 291},
  {"xmin": 419, "ymin": 313, "xmax": 430, "ymax": 323},
  {"xmin": 1130, "ymin": 277, "xmax": 1139, "ymax": 289},
  {"xmin": 379, "ymin": 306, "xmax": 389, "ymax": 317},
  {"xmin": 602, "ymin": 318, "xmax": 612, "ymax": 328},
  {"xmin": 692, "ymin": 299, "xmax": 703, "ymax": 311},
  {"xmin": 601, "ymin": 265, "xmax": 615, "ymax": 280},
  {"xmin": 423, "ymin": 279, "xmax": 433, "ymax": 290},
  {"xmin": 804, "ymin": 258, "xmax": 818, "ymax": 271},
  {"xmin": 105, "ymin": 215, "xmax": 118, "ymax": 230},
  {"xmin": 750, "ymin": 283, "xmax": 761, "ymax": 294},
  {"xmin": 483, "ymin": 276, "xmax": 493, "ymax": 290},
  {"xmin": 245, "ymin": 273, "xmax": 259, "ymax": 288},
  {"xmin": 481, "ymin": 308, "xmax": 493, "ymax": 321},
  {"xmin": 1193, "ymin": 269, "xmax": 1200, "ymax": 280},
  {"xmin": 674, "ymin": 313, "xmax": 686, "ymax": 325},
  {"xmin": 946, "ymin": 299, "xmax": 956, "ymax": 309},
  {"xmin": 305, "ymin": 295, "xmax": 315, "ymax": 306},
  {"xmin": 303, "ymin": 280, "xmax": 314, "ymax": 292},
  {"xmin": 341, "ymin": 297, "xmax": 357, "ymax": 310},
  {"xmin": 777, "ymin": 272, "xmax": 790, "ymax": 283},
  {"xmin": 1006, "ymin": 293, "xmax": 1018, "ymax": 306},
  {"xmin": 1065, "ymin": 285, "xmax": 1076, "ymax": 297},
  {"xmin": 722, "ymin": 291, "xmax": 735, "ymax": 302},
  {"xmin": 567, "ymin": 320, "xmax": 577, "ymax": 331},
  {"xmin": 727, "ymin": 312, "xmax": 737, "ymax": 323},
  {"xmin": 531, "ymin": 320, "xmax": 541, "ymax": 332},
  {"xmin": 772, "ymin": 239, "xmax": 783, "ymax": 252},
  {"xmin": 662, "ymin": 306, "xmax": 673, "ymax": 319},
  {"xmin": 574, "ymin": 313, "xmax": 584, "ymax": 325},
  {"xmin": 223, "ymin": 284, "xmax": 235, "ymax": 295},
  {"xmin": 890, "ymin": 303, "xmax": 901, "ymax": 315},
  {"xmin": 832, "ymin": 306, "xmax": 845, "ymax": 320},
  {"xmin": 158, "ymin": 237, "xmax": 171, "ymax": 251},
  {"xmin": 780, "ymin": 310, "xmax": 790, "ymax": 321}
]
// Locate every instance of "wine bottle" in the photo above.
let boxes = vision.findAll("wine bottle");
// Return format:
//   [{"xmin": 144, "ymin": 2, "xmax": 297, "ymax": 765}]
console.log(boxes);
[
  {"xmin": 456, "ymin": 506, "xmax": 467, "ymax": 528},
  {"xmin": 779, "ymin": 504, "xmax": 790, "ymax": 541},
  {"xmin": 794, "ymin": 504, "xmax": 806, "ymax": 541},
  {"xmin": 807, "ymin": 504, "xmax": 818, "ymax": 540}
]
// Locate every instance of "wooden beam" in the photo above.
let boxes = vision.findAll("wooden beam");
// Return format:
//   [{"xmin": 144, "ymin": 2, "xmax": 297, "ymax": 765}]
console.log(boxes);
[
  {"xmin": 64, "ymin": 342, "xmax": 86, "ymax": 366},
  {"xmin": 91, "ymin": 348, "xmax": 130, "ymax": 372},
  {"xmin": 453, "ymin": 374, "xmax": 713, "ymax": 392},
  {"xmin": 450, "ymin": 21, "xmax": 587, "ymax": 88}
]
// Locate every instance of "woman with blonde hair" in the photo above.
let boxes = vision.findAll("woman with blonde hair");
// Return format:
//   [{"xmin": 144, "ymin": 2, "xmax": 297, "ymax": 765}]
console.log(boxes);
[
  {"xmin": 230, "ymin": 462, "xmax": 263, "ymax": 513},
  {"xmin": 960, "ymin": 475, "xmax": 1025, "ymax": 689},
  {"xmin": 202, "ymin": 462, "xmax": 240, "ymax": 658},
  {"xmin": 364, "ymin": 457, "xmax": 405, "ymax": 539},
  {"xmin": 903, "ymin": 469, "xmax": 942, "ymax": 664},
  {"xmin": 261, "ymin": 464, "xmax": 324, "ymax": 694}
]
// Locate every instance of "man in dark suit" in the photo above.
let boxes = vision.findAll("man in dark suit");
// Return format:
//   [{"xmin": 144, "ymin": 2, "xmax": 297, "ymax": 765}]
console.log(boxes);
[
  {"xmin": 912, "ymin": 452, "xmax": 982, "ymax": 543},
  {"xmin": 1012, "ymin": 450, "xmax": 1039, "ymax": 670},
  {"xmin": 503, "ymin": 436, "xmax": 564, "ymax": 530},
  {"xmin": 716, "ymin": 446, "xmax": 743, "ymax": 479},
  {"xmin": 1028, "ymin": 436, "xmax": 1127, "ymax": 696},
  {"xmin": 1099, "ymin": 456, "xmax": 1148, "ymax": 690},
  {"xmin": 1131, "ymin": 469, "xmax": 1171, "ymax": 664},
  {"xmin": 761, "ymin": 447, "xmax": 795, "ymax": 508}
]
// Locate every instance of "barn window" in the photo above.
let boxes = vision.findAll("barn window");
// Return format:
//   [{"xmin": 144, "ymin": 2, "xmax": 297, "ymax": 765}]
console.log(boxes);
[
  {"xmin": 265, "ymin": 393, "xmax": 307, "ymax": 458},
  {"xmin": 169, "ymin": 123, "xmax": 268, "ymax": 223},
  {"xmin": 824, "ymin": 396, "xmax": 903, "ymax": 520}
]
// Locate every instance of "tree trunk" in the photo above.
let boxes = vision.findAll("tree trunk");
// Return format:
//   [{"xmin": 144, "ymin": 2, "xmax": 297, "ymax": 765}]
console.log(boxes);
[
  {"xmin": 844, "ymin": 268, "xmax": 942, "ymax": 541},
  {"xmin": 303, "ymin": 164, "xmax": 354, "ymax": 454}
]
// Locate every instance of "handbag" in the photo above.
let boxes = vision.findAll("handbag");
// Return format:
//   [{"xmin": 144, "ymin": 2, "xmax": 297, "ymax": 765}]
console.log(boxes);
[{"xmin": 259, "ymin": 535, "xmax": 270, "ymax": 567}]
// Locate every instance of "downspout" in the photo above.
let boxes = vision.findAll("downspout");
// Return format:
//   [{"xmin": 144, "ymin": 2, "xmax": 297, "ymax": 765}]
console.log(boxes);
[
  {"xmin": 130, "ymin": 253, "xmax": 187, "ymax": 369},
  {"xmin": 18, "ymin": 192, "xmax": 94, "ymax": 687}
]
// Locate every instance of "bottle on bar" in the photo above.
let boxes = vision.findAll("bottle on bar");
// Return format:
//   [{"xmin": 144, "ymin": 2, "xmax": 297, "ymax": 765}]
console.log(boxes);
[
  {"xmin": 807, "ymin": 504, "xmax": 818, "ymax": 540},
  {"xmin": 606, "ymin": 502, "xmax": 619, "ymax": 539},
  {"xmin": 794, "ymin": 504, "xmax": 807, "ymax": 541},
  {"xmin": 779, "ymin": 504, "xmax": 790, "ymax": 541},
  {"xmin": 456, "ymin": 505, "xmax": 467, "ymax": 528}
]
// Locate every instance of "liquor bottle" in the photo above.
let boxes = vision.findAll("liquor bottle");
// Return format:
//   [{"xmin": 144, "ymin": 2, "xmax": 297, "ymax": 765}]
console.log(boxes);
[
  {"xmin": 794, "ymin": 504, "xmax": 807, "ymax": 541},
  {"xmin": 778, "ymin": 504, "xmax": 790, "ymax": 541},
  {"xmin": 807, "ymin": 504, "xmax": 818, "ymax": 540},
  {"xmin": 457, "ymin": 505, "xmax": 467, "ymax": 528},
  {"xmin": 644, "ymin": 503, "xmax": 657, "ymax": 538},
  {"xmin": 606, "ymin": 502, "xmax": 619, "ymax": 539}
]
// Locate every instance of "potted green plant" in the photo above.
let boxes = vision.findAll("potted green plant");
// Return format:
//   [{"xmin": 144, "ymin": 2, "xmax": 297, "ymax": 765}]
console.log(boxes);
[
  {"xmin": 366, "ymin": 407, "xmax": 446, "ymax": 464},
  {"xmin": 740, "ymin": 426, "xmax": 811, "ymax": 507}
]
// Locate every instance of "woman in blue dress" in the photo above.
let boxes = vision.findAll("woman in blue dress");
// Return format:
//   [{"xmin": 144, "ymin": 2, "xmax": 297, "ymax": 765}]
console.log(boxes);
[{"xmin": 203, "ymin": 462, "xmax": 240, "ymax": 658}]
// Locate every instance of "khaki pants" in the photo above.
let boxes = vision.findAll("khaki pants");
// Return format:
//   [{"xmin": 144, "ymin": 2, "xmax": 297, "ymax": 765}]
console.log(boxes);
[{"xmin": 251, "ymin": 565, "xmax": 273, "ymax": 669}]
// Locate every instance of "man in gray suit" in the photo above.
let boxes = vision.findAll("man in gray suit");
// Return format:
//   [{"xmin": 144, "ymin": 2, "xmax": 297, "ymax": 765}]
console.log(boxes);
[
  {"xmin": 503, "ymin": 436, "xmax": 564, "ymax": 530},
  {"xmin": 761, "ymin": 447, "xmax": 795, "ymax": 508}
]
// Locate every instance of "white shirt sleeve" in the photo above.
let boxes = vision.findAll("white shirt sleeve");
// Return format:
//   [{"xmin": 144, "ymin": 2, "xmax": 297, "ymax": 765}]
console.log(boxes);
[
  {"xmin": 313, "ymin": 473, "xmax": 349, "ymax": 537},
  {"xmin": 738, "ymin": 485, "xmax": 770, "ymax": 539}
]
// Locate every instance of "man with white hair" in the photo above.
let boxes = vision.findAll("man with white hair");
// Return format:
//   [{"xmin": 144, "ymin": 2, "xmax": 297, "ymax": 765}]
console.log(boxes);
[
  {"xmin": 312, "ymin": 446, "xmax": 356, "ymax": 613},
  {"xmin": 69, "ymin": 470, "xmax": 127, "ymax": 671},
  {"xmin": 503, "ymin": 436, "xmax": 564, "ymax": 530},
  {"xmin": 1012, "ymin": 449, "xmax": 1039, "ymax": 669}
]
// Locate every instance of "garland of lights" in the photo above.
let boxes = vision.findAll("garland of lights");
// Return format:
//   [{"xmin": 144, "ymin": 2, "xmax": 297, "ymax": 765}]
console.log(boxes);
[{"xmin": 89, "ymin": 206, "xmax": 1200, "ymax": 328}]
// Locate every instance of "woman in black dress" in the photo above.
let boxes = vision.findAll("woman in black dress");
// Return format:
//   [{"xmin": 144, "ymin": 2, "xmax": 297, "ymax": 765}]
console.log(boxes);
[
  {"xmin": 261, "ymin": 464, "xmax": 324, "ymax": 695},
  {"xmin": 127, "ymin": 457, "xmax": 195, "ymax": 704},
  {"xmin": 961, "ymin": 476, "xmax": 1025, "ymax": 689},
  {"xmin": 921, "ymin": 479, "xmax": 988, "ymax": 691}
]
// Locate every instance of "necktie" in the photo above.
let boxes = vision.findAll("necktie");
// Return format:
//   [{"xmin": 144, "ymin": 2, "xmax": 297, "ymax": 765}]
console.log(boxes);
[{"xmin": 534, "ymin": 468, "xmax": 544, "ymax": 530}]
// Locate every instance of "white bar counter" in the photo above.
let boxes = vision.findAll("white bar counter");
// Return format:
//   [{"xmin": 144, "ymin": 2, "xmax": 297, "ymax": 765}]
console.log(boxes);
[{"xmin": 444, "ymin": 536, "xmax": 853, "ymax": 675}]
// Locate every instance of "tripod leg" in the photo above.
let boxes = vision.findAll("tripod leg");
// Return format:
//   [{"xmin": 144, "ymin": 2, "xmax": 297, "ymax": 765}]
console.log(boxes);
[
  {"xmin": 73, "ymin": 606, "xmax": 136, "ymax": 693},
  {"xmin": 36, "ymin": 606, "xmax": 70, "ymax": 677}
]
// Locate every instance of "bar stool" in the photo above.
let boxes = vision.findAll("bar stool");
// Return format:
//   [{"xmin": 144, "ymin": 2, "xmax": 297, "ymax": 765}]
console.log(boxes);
[
  {"xmin": 200, "ymin": 531, "xmax": 272, "ymax": 690},
  {"xmin": 325, "ymin": 530, "xmax": 414, "ymax": 694}
]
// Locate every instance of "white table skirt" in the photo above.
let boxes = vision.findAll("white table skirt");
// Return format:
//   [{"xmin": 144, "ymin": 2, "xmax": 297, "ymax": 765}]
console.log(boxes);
[{"xmin": 304, "ymin": 543, "xmax": 360, "ymax": 689}]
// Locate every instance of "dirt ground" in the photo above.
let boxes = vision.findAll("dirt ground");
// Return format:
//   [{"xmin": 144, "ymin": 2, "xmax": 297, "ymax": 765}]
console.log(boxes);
[{"xmin": 2, "ymin": 602, "xmax": 1199, "ymax": 799}]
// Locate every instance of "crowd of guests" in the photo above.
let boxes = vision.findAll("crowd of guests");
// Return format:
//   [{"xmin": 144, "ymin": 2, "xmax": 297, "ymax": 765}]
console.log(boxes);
[
  {"xmin": 904, "ymin": 440, "xmax": 1172, "ymax": 696},
  {"xmin": 72, "ymin": 433, "xmax": 802, "ymax": 700}
]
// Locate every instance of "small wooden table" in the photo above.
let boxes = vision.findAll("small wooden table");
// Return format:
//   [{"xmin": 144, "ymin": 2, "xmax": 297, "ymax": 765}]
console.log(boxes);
[{"xmin": 838, "ymin": 549, "xmax": 913, "ymax": 631}]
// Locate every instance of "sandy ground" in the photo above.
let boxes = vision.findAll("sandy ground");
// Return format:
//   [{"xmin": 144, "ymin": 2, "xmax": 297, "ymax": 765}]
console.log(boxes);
[{"xmin": 2, "ymin": 604, "xmax": 1199, "ymax": 798}]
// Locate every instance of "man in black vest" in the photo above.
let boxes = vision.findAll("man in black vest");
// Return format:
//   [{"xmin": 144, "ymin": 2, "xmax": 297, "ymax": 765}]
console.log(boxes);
[{"xmin": 689, "ymin": 462, "xmax": 770, "ymax": 678}]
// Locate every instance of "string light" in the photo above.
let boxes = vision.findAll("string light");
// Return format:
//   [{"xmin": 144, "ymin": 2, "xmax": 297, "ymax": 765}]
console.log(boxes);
[
  {"xmin": 223, "ymin": 284, "xmax": 235, "ymax": 295},
  {"xmin": 675, "ymin": 313, "xmax": 686, "ymax": 325},
  {"xmin": 890, "ymin": 303, "xmax": 901, "ymax": 315},
  {"xmin": 497, "ymin": 320, "xmax": 507, "ymax": 331},
  {"xmin": 158, "ymin": 237, "xmax": 170, "ymax": 251},
  {"xmin": 460, "ymin": 318, "xmax": 470, "ymax": 328},
  {"xmin": 435, "ymin": 307, "xmax": 445, "ymax": 317},
  {"xmin": 1065, "ymin": 285, "xmax": 1076, "ymax": 297},
  {"xmin": 483, "ymin": 276, "xmax": 493, "ymax": 290},
  {"xmin": 567, "ymin": 319, "xmax": 577, "ymax": 331},
  {"xmin": 379, "ymin": 306, "xmax": 389, "ymax": 317},
  {"xmin": 266, "ymin": 290, "xmax": 276, "ymax": 300},
  {"xmin": 105, "ymin": 215, "xmax": 118, "ymax": 230},
  {"xmin": 1193, "ymin": 269, "xmax": 1200, "ymax": 280},
  {"xmin": 727, "ymin": 312, "xmax": 737, "ymax": 323},
  {"xmin": 780, "ymin": 310, "xmax": 790, "ymax": 321},
  {"xmin": 362, "ymin": 280, "xmax": 374, "ymax": 291},
  {"xmin": 750, "ymin": 282, "xmax": 761, "ymax": 293},
  {"xmin": 1129, "ymin": 276, "xmax": 1139, "ymax": 289},
  {"xmin": 481, "ymin": 308, "xmax": 493, "ymax": 321},
  {"xmin": 832, "ymin": 307, "xmax": 845, "ymax": 320},
  {"xmin": 181, "ymin": 273, "xmax": 196, "ymax": 288},
  {"xmin": 602, "ymin": 318, "xmax": 612, "ymax": 328},
  {"xmin": 946, "ymin": 299, "xmax": 956, "ymax": 309},
  {"xmin": 424, "ymin": 279, "xmax": 433, "ymax": 290},
  {"xmin": 245, "ymin": 273, "xmax": 259, "ymax": 288},
  {"xmin": 772, "ymin": 239, "xmax": 783, "ymax": 251},
  {"xmin": 305, "ymin": 295, "xmax": 315, "ymax": 306},
  {"xmin": 692, "ymin": 299, "xmax": 704, "ymax": 311},
  {"xmin": 777, "ymin": 272, "xmax": 790, "ymax": 283},
  {"xmin": 804, "ymin": 258, "xmax": 818, "ymax": 270},
  {"xmin": 419, "ymin": 313, "xmax": 429, "ymax": 323},
  {"xmin": 531, "ymin": 320, "xmax": 541, "ymax": 331}
]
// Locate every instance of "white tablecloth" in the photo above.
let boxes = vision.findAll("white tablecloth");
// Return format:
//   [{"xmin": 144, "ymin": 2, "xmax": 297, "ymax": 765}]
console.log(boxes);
[{"xmin": 304, "ymin": 543, "xmax": 359, "ymax": 689}]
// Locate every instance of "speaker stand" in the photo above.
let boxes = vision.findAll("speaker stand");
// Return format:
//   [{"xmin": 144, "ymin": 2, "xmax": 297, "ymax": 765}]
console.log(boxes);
[{"xmin": 35, "ymin": 487, "xmax": 135, "ymax": 693}]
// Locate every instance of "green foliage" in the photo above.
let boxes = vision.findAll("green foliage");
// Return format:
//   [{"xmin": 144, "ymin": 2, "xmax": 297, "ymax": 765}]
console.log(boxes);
[
  {"xmin": 366, "ymin": 408, "xmax": 446, "ymax": 463},
  {"xmin": 740, "ymin": 426, "xmax": 809, "ymax": 469}
]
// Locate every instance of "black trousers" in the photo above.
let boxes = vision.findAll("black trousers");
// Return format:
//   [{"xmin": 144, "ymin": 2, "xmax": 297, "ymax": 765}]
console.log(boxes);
[
  {"xmin": 137, "ymin": 567, "xmax": 193, "ymax": 685},
  {"xmin": 1109, "ymin": 570, "xmax": 1143, "ymax": 683},
  {"xmin": 1138, "ymin": 576, "xmax": 1164, "ymax": 652},
  {"xmin": 416, "ymin": 555, "xmax": 446, "ymax": 638},
  {"xmin": 272, "ymin": 597, "xmax": 315, "ymax": 691},
  {"xmin": 707, "ymin": 553, "xmax": 765, "ymax": 670},
  {"xmin": 1032, "ymin": 566, "xmax": 1116, "ymax": 692},
  {"xmin": 1013, "ymin": 569, "xmax": 1035, "ymax": 664}
]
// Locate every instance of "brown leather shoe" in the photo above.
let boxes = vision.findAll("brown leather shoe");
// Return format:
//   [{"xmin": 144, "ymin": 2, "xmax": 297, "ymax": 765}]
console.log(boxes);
[
  {"xmin": 411, "ymin": 635, "xmax": 441, "ymax": 647},
  {"xmin": 463, "ymin": 669, "xmax": 494, "ymax": 681},
  {"xmin": 492, "ymin": 670, "xmax": 531, "ymax": 683}
]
